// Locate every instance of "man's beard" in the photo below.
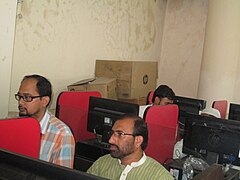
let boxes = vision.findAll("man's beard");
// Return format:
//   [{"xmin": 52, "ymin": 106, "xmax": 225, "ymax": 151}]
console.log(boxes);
[
  {"xmin": 110, "ymin": 144, "xmax": 134, "ymax": 159},
  {"xmin": 19, "ymin": 113, "xmax": 31, "ymax": 117},
  {"xmin": 18, "ymin": 105, "xmax": 31, "ymax": 117},
  {"xmin": 110, "ymin": 144, "xmax": 122, "ymax": 158}
]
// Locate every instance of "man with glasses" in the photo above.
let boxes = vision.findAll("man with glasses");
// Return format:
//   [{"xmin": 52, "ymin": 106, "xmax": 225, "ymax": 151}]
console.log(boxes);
[
  {"xmin": 15, "ymin": 74, "xmax": 75, "ymax": 168},
  {"xmin": 87, "ymin": 114, "xmax": 173, "ymax": 179}
]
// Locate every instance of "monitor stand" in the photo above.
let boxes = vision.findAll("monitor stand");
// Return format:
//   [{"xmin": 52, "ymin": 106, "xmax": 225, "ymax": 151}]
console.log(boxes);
[{"xmin": 206, "ymin": 151, "xmax": 219, "ymax": 165}]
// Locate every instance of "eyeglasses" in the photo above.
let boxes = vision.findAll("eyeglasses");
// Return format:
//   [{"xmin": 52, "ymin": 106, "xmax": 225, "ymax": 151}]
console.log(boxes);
[
  {"xmin": 15, "ymin": 94, "xmax": 44, "ymax": 102},
  {"xmin": 109, "ymin": 130, "xmax": 136, "ymax": 138}
]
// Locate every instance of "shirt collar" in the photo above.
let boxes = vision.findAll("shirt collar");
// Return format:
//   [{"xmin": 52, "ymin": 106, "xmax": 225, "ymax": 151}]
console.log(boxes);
[
  {"xmin": 118, "ymin": 152, "xmax": 147, "ymax": 167},
  {"xmin": 119, "ymin": 152, "xmax": 147, "ymax": 180},
  {"xmin": 39, "ymin": 110, "xmax": 50, "ymax": 134}
]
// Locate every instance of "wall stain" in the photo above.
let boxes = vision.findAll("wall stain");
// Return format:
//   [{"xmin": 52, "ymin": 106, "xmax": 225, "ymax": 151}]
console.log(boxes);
[
  {"xmin": 86, "ymin": 0, "xmax": 157, "ymax": 58},
  {"xmin": 15, "ymin": 0, "xmax": 157, "ymax": 56}
]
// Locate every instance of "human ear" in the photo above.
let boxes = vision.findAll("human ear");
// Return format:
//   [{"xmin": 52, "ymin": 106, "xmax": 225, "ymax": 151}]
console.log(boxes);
[
  {"xmin": 135, "ymin": 136, "xmax": 143, "ymax": 148},
  {"xmin": 154, "ymin": 97, "xmax": 161, "ymax": 105},
  {"xmin": 42, "ymin": 96, "xmax": 50, "ymax": 107}
]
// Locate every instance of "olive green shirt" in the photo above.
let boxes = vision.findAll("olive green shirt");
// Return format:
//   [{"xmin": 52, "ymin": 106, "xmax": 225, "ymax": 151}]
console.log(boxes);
[{"xmin": 87, "ymin": 154, "xmax": 173, "ymax": 180}]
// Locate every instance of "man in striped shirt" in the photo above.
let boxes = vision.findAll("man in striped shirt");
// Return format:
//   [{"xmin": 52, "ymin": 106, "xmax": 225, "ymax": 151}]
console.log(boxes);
[
  {"xmin": 15, "ymin": 74, "xmax": 75, "ymax": 168},
  {"xmin": 87, "ymin": 115, "xmax": 173, "ymax": 180}
]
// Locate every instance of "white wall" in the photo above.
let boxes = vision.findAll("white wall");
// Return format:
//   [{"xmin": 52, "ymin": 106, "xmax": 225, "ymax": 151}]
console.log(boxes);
[
  {"xmin": 9, "ymin": 0, "xmax": 167, "ymax": 112},
  {"xmin": 159, "ymin": 0, "xmax": 208, "ymax": 97},
  {"xmin": 198, "ymin": 0, "xmax": 240, "ymax": 107},
  {"xmin": 5, "ymin": 0, "xmax": 240, "ymax": 116},
  {"xmin": 0, "ymin": 0, "xmax": 17, "ymax": 118}
]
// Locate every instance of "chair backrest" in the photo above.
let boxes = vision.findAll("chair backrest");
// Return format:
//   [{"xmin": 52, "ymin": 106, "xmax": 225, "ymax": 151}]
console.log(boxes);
[
  {"xmin": 212, "ymin": 100, "xmax": 228, "ymax": 119},
  {"xmin": 0, "ymin": 117, "xmax": 40, "ymax": 158},
  {"xmin": 55, "ymin": 91, "xmax": 101, "ymax": 142},
  {"xmin": 146, "ymin": 91, "xmax": 154, "ymax": 105},
  {"xmin": 144, "ymin": 104, "xmax": 179, "ymax": 164}
]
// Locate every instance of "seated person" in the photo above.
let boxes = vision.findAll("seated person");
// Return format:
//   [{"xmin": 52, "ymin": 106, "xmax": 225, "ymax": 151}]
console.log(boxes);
[
  {"xmin": 173, "ymin": 107, "xmax": 221, "ymax": 159},
  {"xmin": 139, "ymin": 85, "xmax": 175, "ymax": 118},
  {"xmin": 200, "ymin": 107, "xmax": 221, "ymax": 118},
  {"xmin": 15, "ymin": 74, "xmax": 75, "ymax": 168},
  {"xmin": 87, "ymin": 114, "xmax": 174, "ymax": 180}
]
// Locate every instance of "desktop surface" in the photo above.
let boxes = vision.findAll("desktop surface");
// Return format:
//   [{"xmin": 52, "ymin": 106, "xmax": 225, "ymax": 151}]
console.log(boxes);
[
  {"xmin": 75, "ymin": 139, "xmax": 110, "ymax": 161},
  {"xmin": 167, "ymin": 158, "xmax": 240, "ymax": 180},
  {"xmin": 74, "ymin": 139, "xmax": 110, "ymax": 172}
]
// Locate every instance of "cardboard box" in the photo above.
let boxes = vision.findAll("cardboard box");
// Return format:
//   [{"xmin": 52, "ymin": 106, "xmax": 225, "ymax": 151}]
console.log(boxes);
[
  {"xmin": 67, "ymin": 77, "xmax": 117, "ymax": 99},
  {"xmin": 95, "ymin": 60, "xmax": 158, "ymax": 99}
]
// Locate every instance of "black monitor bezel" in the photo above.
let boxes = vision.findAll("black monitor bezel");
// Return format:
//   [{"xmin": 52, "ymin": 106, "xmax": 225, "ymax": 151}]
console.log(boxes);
[
  {"xmin": 183, "ymin": 113, "xmax": 240, "ymax": 165},
  {"xmin": 228, "ymin": 103, "xmax": 240, "ymax": 121},
  {"xmin": 0, "ymin": 148, "xmax": 106, "ymax": 180},
  {"xmin": 87, "ymin": 96, "xmax": 139, "ymax": 142},
  {"xmin": 174, "ymin": 95, "xmax": 206, "ymax": 113}
]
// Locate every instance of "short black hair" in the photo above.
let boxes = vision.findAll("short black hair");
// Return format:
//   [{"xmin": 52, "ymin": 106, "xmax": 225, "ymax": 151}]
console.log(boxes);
[
  {"xmin": 152, "ymin": 85, "xmax": 175, "ymax": 103},
  {"xmin": 117, "ymin": 114, "xmax": 148, "ymax": 150},
  {"xmin": 22, "ymin": 74, "xmax": 52, "ymax": 106}
]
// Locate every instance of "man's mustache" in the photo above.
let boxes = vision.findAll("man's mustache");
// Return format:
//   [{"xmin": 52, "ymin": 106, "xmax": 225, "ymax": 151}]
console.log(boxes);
[
  {"xmin": 110, "ymin": 144, "xmax": 119, "ymax": 150},
  {"xmin": 18, "ymin": 105, "xmax": 26, "ymax": 110},
  {"xmin": 18, "ymin": 105, "xmax": 31, "ymax": 117}
]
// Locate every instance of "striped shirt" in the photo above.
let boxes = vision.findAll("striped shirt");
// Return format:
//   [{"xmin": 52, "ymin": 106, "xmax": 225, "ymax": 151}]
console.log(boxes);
[
  {"xmin": 87, "ymin": 154, "xmax": 174, "ymax": 180},
  {"xmin": 39, "ymin": 111, "xmax": 75, "ymax": 168}
]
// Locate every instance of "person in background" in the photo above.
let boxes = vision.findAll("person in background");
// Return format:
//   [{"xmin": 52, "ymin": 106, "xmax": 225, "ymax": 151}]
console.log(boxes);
[
  {"xmin": 151, "ymin": 84, "xmax": 175, "ymax": 106},
  {"xmin": 87, "ymin": 114, "xmax": 173, "ymax": 180},
  {"xmin": 15, "ymin": 74, "xmax": 75, "ymax": 168},
  {"xmin": 139, "ymin": 84, "xmax": 175, "ymax": 118},
  {"xmin": 173, "ymin": 107, "xmax": 221, "ymax": 159},
  {"xmin": 200, "ymin": 107, "xmax": 221, "ymax": 118}
]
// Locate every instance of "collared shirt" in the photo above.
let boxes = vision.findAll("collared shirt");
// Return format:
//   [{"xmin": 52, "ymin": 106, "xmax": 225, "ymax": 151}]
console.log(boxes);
[
  {"xmin": 138, "ymin": 104, "xmax": 152, "ymax": 118},
  {"xmin": 87, "ymin": 153, "xmax": 173, "ymax": 180},
  {"xmin": 118, "ymin": 153, "xmax": 147, "ymax": 180},
  {"xmin": 39, "ymin": 111, "xmax": 75, "ymax": 168},
  {"xmin": 39, "ymin": 110, "xmax": 50, "ymax": 134}
]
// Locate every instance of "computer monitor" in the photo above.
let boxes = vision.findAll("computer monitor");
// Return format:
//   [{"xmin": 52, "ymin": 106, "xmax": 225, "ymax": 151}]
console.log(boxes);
[
  {"xmin": 183, "ymin": 113, "xmax": 240, "ymax": 166},
  {"xmin": 173, "ymin": 95, "xmax": 207, "ymax": 134},
  {"xmin": 228, "ymin": 103, "xmax": 240, "ymax": 121},
  {"xmin": 87, "ymin": 96, "xmax": 139, "ymax": 143},
  {"xmin": 0, "ymin": 149, "xmax": 106, "ymax": 180},
  {"xmin": 174, "ymin": 95, "xmax": 207, "ymax": 114}
]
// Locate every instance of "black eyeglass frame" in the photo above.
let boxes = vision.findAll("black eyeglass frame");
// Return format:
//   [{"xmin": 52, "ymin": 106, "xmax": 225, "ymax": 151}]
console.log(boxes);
[
  {"xmin": 15, "ymin": 94, "xmax": 44, "ymax": 102},
  {"xmin": 109, "ymin": 130, "xmax": 137, "ymax": 138}
]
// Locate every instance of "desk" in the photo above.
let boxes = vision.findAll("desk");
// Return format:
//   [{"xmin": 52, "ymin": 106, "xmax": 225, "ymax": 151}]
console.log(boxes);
[
  {"xmin": 74, "ymin": 139, "xmax": 110, "ymax": 172},
  {"xmin": 167, "ymin": 159, "xmax": 240, "ymax": 180}
]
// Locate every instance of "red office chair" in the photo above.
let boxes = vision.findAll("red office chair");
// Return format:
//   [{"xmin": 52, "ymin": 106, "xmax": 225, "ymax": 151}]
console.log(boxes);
[
  {"xmin": 144, "ymin": 104, "xmax": 179, "ymax": 164},
  {"xmin": 56, "ymin": 91, "xmax": 101, "ymax": 142},
  {"xmin": 212, "ymin": 100, "xmax": 228, "ymax": 119},
  {"xmin": 0, "ymin": 117, "xmax": 40, "ymax": 158},
  {"xmin": 146, "ymin": 91, "xmax": 154, "ymax": 105}
]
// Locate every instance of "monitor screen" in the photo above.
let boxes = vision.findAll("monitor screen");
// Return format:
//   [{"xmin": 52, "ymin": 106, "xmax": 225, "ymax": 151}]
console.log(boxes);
[
  {"xmin": 174, "ymin": 95, "xmax": 207, "ymax": 114},
  {"xmin": 183, "ymin": 113, "xmax": 240, "ymax": 166},
  {"xmin": 87, "ymin": 96, "xmax": 139, "ymax": 143},
  {"xmin": 173, "ymin": 96, "xmax": 207, "ymax": 134},
  {"xmin": 228, "ymin": 103, "xmax": 240, "ymax": 121},
  {"xmin": 0, "ymin": 149, "xmax": 106, "ymax": 180}
]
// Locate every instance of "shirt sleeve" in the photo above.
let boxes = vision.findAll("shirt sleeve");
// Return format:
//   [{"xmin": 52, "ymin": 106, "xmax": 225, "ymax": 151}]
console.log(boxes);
[{"xmin": 87, "ymin": 159, "xmax": 100, "ymax": 175}]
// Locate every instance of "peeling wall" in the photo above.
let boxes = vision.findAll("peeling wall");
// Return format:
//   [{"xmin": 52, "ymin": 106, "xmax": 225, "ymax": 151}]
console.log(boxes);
[
  {"xmin": 3, "ymin": 0, "xmax": 240, "ymax": 117},
  {"xmin": 9, "ymin": 0, "xmax": 166, "ymax": 111}
]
